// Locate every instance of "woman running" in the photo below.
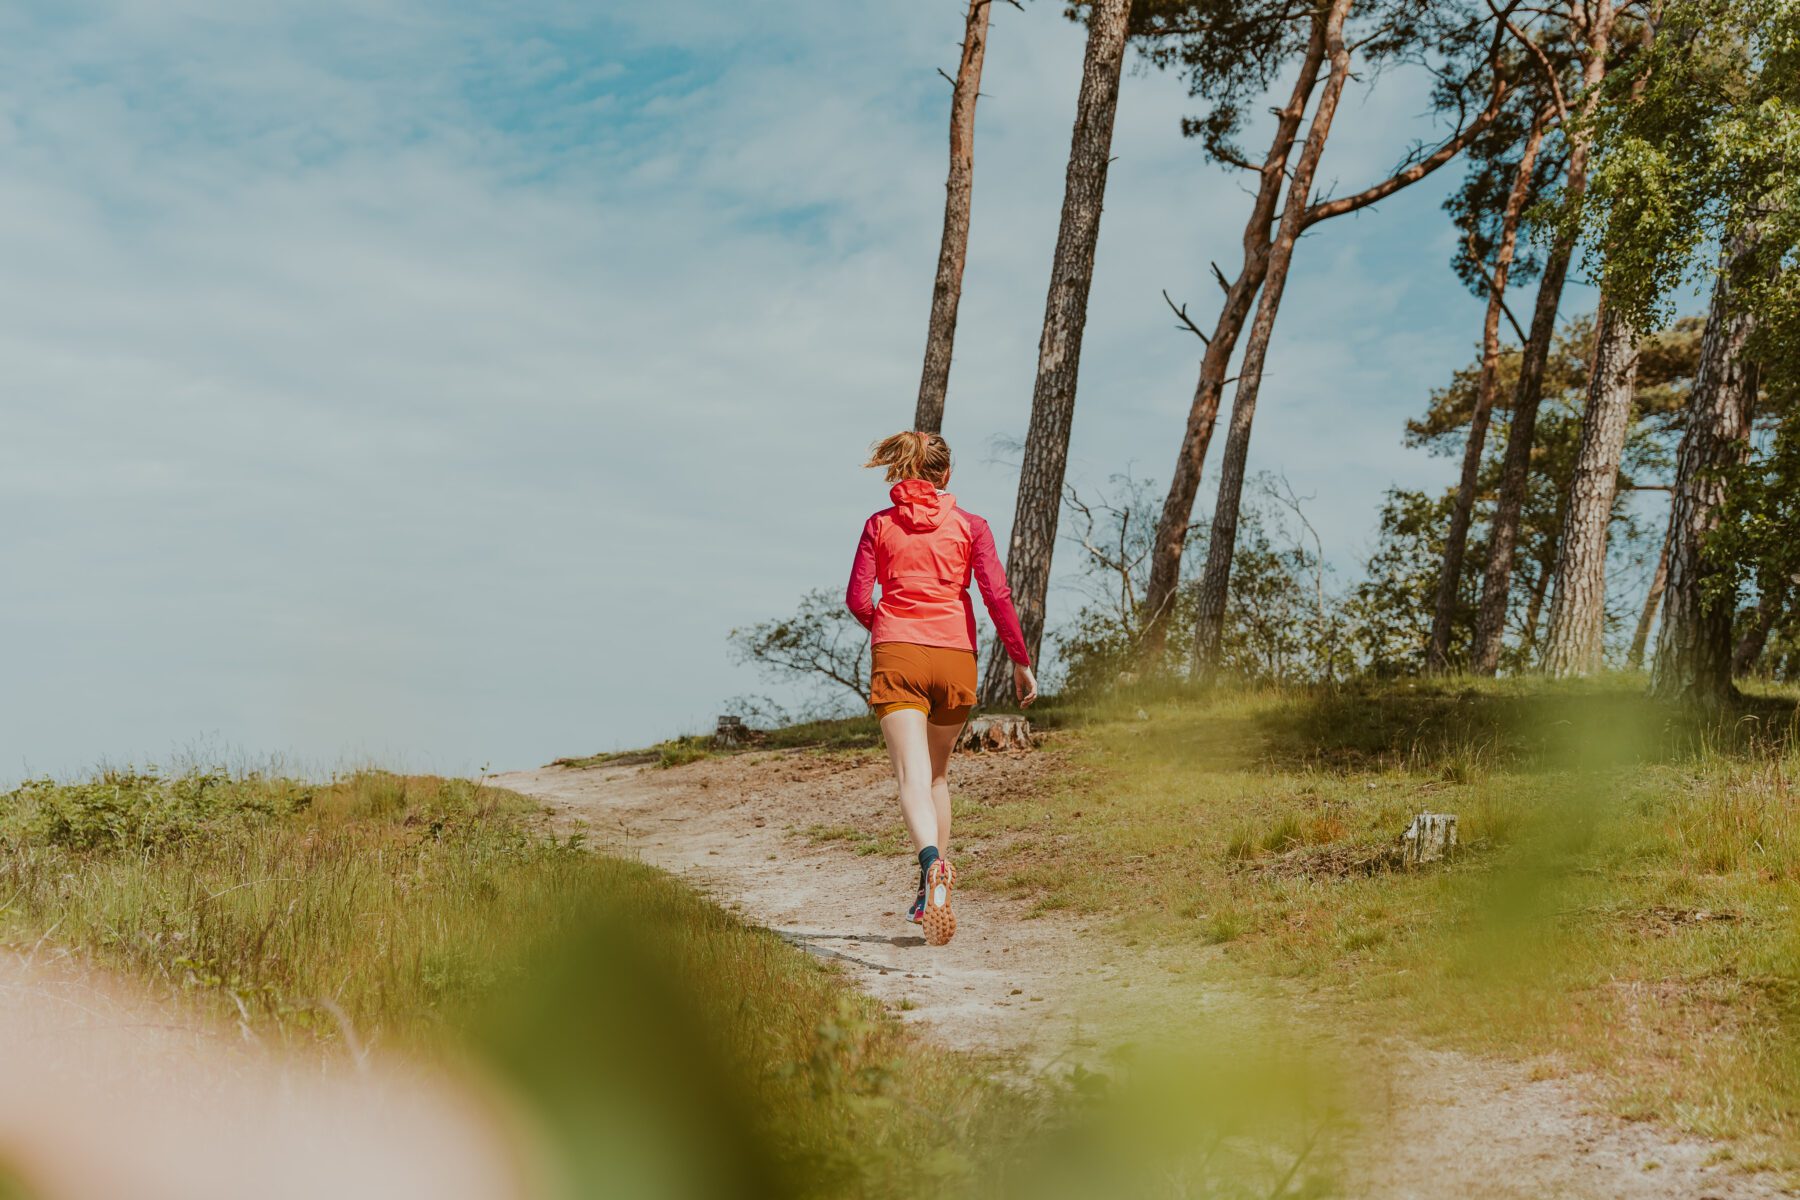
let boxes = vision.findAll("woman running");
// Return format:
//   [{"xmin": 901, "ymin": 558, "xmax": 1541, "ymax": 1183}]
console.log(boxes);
[{"xmin": 846, "ymin": 430, "xmax": 1036, "ymax": 946}]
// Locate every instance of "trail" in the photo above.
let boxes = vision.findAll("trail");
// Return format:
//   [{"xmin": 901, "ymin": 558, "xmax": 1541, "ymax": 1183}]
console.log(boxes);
[
  {"xmin": 494, "ymin": 748, "xmax": 1100, "ymax": 1061},
  {"xmin": 0, "ymin": 946, "xmax": 524, "ymax": 1200},
  {"xmin": 495, "ymin": 745, "xmax": 1795, "ymax": 1200}
]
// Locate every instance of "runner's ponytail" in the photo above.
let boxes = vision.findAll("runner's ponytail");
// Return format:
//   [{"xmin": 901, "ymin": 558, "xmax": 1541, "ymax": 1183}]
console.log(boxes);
[{"xmin": 865, "ymin": 430, "xmax": 952, "ymax": 485}]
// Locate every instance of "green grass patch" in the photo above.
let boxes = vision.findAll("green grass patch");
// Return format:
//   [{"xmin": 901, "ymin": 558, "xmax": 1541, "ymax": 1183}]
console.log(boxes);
[
  {"xmin": 758, "ymin": 714, "xmax": 883, "ymax": 751},
  {"xmin": 554, "ymin": 734, "xmax": 716, "ymax": 770},
  {"xmin": 950, "ymin": 678, "xmax": 1800, "ymax": 1162},
  {"xmin": 803, "ymin": 821, "xmax": 906, "ymax": 858},
  {"xmin": 554, "ymin": 716, "xmax": 882, "ymax": 773}
]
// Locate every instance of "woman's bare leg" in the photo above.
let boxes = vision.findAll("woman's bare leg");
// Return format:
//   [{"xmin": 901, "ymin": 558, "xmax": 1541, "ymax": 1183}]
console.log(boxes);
[
  {"xmin": 925, "ymin": 716, "xmax": 963, "ymax": 856},
  {"xmin": 880, "ymin": 709, "xmax": 937, "ymax": 853}
]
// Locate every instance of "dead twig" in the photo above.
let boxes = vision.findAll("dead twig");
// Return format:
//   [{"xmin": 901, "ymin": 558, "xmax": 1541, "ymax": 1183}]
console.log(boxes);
[{"xmin": 1162, "ymin": 289, "xmax": 1212, "ymax": 345}]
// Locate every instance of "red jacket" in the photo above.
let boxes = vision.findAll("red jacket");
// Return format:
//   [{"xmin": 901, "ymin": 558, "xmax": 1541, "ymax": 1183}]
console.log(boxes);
[{"xmin": 846, "ymin": 480, "xmax": 1031, "ymax": 666}]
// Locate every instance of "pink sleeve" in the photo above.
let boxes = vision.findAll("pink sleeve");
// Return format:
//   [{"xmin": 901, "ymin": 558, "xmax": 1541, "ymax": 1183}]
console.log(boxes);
[
  {"xmin": 846, "ymin": 517, "xmax": 877, "ymax": 630},
  {"xmin": 968, "ymin": 515, "xmax": 1030, "ymax": 666}
]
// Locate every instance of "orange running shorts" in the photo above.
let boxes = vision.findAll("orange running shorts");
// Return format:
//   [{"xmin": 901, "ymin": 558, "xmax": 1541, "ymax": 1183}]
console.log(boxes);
[{"xmin": 869, "ymin": 642, "xmax": 977, "ymax": 725}]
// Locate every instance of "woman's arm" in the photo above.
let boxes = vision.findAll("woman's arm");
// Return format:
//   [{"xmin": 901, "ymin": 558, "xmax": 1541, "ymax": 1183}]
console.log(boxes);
[
  {"xmin": 845, "ymin": 518, "xmax": 878, "ymax": 630},
  {"xmin": 968, "ymin": 515, "xmax": 1030, "ymax": 666}
]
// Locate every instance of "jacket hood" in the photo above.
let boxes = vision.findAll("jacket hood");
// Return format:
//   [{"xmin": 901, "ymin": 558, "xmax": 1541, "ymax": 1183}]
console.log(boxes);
[{"xmin": 889, "ymin": 479, "xmax": 956, "ymax": 531}]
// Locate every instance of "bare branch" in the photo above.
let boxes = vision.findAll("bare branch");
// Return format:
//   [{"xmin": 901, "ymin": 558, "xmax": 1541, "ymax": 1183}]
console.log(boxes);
[
  {"xmin": 1211, "ymin": 144, "xmax": 1264, "ymax": 173},
  {"xmin": 1162, "ymin": 289, "xmax": 1213, "ymax": 345},
  {"xmin": 1302, "ymin": 17, "xmax": 1520, "ymax": 229},
  {"xmin": 936, "ymin": 67, "xmax": 956, "ymax": 86},
  {"xmin": 1209, "ymin": 261, "xmax": 1232, "ymax": 294}
]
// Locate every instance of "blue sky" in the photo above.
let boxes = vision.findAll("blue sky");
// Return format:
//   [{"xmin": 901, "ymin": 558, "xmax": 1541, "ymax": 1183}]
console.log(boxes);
[{"xmin": 3, "ymin": 0, "xmax": 1616, "ymax": 783}]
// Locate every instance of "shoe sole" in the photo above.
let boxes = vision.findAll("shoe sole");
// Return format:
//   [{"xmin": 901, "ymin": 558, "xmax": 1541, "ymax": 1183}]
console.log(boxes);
[{"xmin": 921, "ymin": 860, "xmax": 956, "ymax": 946}]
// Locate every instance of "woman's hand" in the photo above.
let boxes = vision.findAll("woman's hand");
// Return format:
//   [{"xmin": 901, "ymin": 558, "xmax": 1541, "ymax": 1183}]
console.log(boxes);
[{"xmin": 1013, "ymin": 664, "xmax": 1038, "ymax": 708}]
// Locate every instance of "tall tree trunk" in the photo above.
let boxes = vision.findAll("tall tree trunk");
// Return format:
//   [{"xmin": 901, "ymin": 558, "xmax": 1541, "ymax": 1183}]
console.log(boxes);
[
  {"xmin": 1137, "ymin": 19, "xmax": 1330, "ymax": 663},
  {"xmin": 914, "ymin": 0, "xmax": 994, "ymax": 434},
  {"xmin": 1628, "ymin": 513, "xmax": 1672, "ymax": 669},
  {"xmin": 1651, "ymin": 235, "xmax": 1762, "ymax": 705},
  {"xmin": 1426, "ymin": 111, "xmax": 1548, "ymax": 671},
  {"xmin": 1541, "ymin": 303, "xmax": 1641, "ymax": 674},
  {"xmin": 1732, "ymin": 583, "xmax": 1782, "ymax": 677},
  {"xmin": 976, "ymin": 0, "xmax": 1131, "ymax": 705},
  {"xmin": 1470, "ymin": 4, "xmax": 1616, "ymax": 674},
  {"xmin": 1541, "ymin": 1, "xmax": 1647, "ymax": 678},
  {"xmin": 1468, "ymin": 232, "xmax": 1578, "ymax": 673},
  {"xmin": 1190, "ymin": 0, "xmax": 1355, "ymax": 677}
]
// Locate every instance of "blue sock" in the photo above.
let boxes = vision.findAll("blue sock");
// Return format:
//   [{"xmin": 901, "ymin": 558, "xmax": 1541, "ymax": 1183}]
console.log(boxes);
[{"xmin": 918, "ymin": 845, "xmax": 939, "ymax": 890}]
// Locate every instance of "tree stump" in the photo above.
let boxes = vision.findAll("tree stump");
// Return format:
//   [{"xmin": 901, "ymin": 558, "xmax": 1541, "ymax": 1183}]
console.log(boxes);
[
  {"xmin": 1400, "ymin": 811, "xmax": 1458, "ymax": 868},
  {"xmin": 713, "ymin": 715, "xmax": 747, "ymax": 748},
  {"xmin": 956, "ymin": 715, "xmax": 1032, "ymax": 753}
]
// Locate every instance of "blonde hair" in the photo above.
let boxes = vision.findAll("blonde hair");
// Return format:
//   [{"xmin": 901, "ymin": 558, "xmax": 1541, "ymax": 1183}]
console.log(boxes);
[{"xmin": 865, "ymin": 430, "xmax": 952, "ymax": 486}]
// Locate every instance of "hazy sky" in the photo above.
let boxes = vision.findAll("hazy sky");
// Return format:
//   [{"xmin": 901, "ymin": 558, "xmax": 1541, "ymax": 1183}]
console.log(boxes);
[{"xmin": 4, "ymin": 0, "xmax": 1612, "ymax": 783}]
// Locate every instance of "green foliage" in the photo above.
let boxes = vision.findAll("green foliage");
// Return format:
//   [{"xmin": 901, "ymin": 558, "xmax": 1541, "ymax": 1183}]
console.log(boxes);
[
  {"xmin": 1343, "ymin": 489, "xmax": 1460, "ymax": 675},
  {"xmin": 1709, "ymin": 418, "xmax": 1800, "ymax": 617},
  {"xmin": 1578, "ymin": 0, "xmax": 1800, "ymax": 345},
  {"xmin": 4, "ymin": 769, "xmax": 297, "ymax": 852}
]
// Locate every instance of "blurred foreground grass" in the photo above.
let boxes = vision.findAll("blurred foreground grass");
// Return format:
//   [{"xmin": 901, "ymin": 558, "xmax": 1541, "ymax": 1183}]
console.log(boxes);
[
  {"xmin": 960, "ymin": 676, "xmax": 1800, "ymax": 1162},
  {"xmin": 0, "ymin": 765, "xmax": 1337, "ymax": 1198}
]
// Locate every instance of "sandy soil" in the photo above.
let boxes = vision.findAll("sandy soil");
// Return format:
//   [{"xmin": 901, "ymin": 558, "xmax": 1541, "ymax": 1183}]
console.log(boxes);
[
  {"xmin": 494, "ymin": 744, "xmax": 1796, "ymax": 1200},
  {"xmin": 0, "ymin": 944, "xmax": 527, "ymax": 1200}
]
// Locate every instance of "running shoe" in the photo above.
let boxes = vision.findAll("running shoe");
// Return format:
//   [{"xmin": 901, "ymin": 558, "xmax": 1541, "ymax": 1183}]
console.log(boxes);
[
  {"xmin": 920, "ymin": 858, "xmax": 957, "ymax": 946},
  {"xmin": 907, "ymin": 888, "xmax": 926, "ymax": 925}
]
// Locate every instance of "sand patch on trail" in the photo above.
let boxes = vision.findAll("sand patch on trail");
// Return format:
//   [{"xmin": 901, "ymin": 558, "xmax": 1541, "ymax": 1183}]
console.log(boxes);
[
  {"xmin": 496, "ymin": 746, "xmax": 1795, "ymax": 1200},
  {"xmin": 0, "ymin": 946, "xmax": 525, "ymax": 1200}
]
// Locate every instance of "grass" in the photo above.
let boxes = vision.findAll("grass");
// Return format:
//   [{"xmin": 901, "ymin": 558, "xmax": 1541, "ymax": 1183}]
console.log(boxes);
[
  {"xmin": 553, "ymin": 715, "xmax": 883, "ymax": 772},
  {"xmin": 804, "ymin": 821, "xmax": 908, "ymax": 857},
  {"xmin": 948, "ymin": 675, "xmax": 1800, "ymax": 1165},
  {"xmin": 553, "ymin": 734, "xmax": 715, "ymax": 770},
  {"xmin": 0, "ymin": 769, "xmax": 573, "ymax": 1043},
  {"xmin": 0, "ymin": 758, "xmax": 1351, "ymax": 1197},
  {"xmin": 0, "ymin": 766, "xmax": 1037, "ymax": 1196}
]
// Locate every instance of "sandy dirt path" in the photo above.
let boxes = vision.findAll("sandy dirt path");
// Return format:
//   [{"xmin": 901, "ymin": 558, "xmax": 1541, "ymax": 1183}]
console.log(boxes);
[
  {"xmin": 495, "ymin": 745, "xmax": 1795, "ymax": 1200},
  {"xmin": 494, "ymin": 749, "xmax": 1104, "ymax": 1063},
  {"xmin": 0, "ymin": 944, "xmax": 526, "ymax": 1200}
]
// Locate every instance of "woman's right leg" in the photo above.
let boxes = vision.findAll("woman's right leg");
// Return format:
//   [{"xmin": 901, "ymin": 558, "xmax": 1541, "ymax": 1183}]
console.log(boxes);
[{"xmin": 880, "ymin": 708, "xmax": 938, "ymax": 853}]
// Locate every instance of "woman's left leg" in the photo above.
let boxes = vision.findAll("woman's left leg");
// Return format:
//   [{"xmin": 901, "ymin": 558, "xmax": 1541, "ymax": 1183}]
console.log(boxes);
[{"xmin": 925, "ymin": 715, "xmax": 963, "ymax": 856}]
